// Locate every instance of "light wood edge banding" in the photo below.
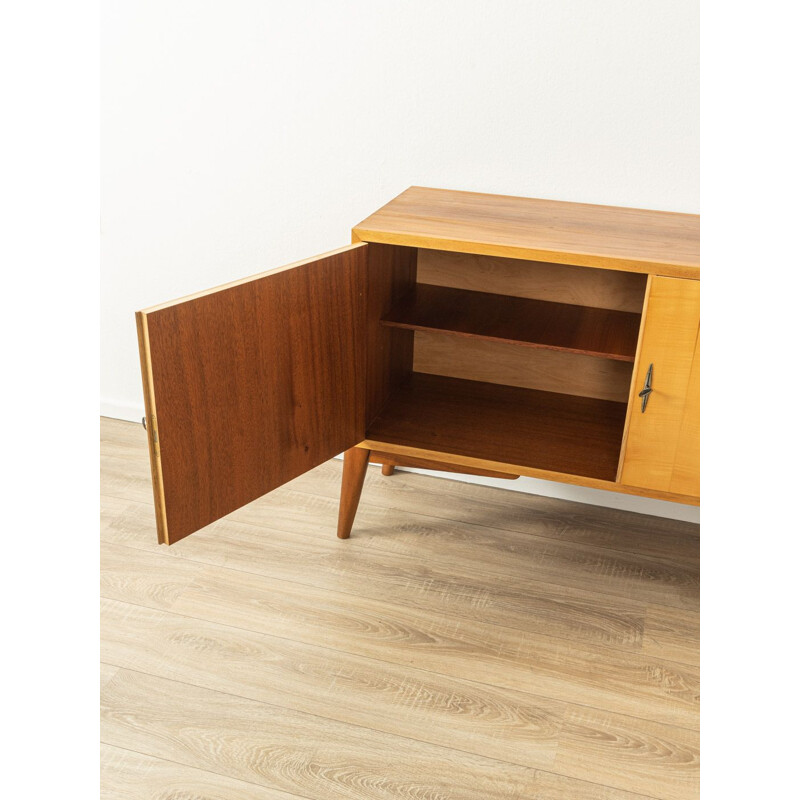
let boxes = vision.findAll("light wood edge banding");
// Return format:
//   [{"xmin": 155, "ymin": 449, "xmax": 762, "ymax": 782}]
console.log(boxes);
[
  {"xmin": 357, "ymin": 440, "xmax": 699, "ymax": 506},
  {"xmin": 135, "ymin": 311, "xmax": 169, "ymax": 544}
]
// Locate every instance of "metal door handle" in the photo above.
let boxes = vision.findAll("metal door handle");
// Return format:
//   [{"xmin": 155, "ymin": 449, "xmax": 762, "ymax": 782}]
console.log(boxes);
[{"xmin": 638, "ymin": 363, "xmax": 653, "ymax": 413}]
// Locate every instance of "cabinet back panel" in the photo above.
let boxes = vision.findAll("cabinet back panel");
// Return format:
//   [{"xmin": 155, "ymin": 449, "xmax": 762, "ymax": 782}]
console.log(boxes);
[
  {"xmin": 417, "ymin": 250, "xmax": 647, "ymax": 313},
  {"xmin": 414, "ymin": 331, "xmax": 633, "ymax": 403}
]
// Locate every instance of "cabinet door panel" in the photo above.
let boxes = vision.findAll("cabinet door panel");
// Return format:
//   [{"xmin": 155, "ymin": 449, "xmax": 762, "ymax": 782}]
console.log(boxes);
[
  {"xmin": 618, "ymin": 276, "xmax": 700, "ymax": 497},
  {"xmin": 669, "ymin": 332, "xmax": 700, "ymax": 496},
  {"xmin": 136, "ymin": 244, "xmax": 367, "ymax": 544}
]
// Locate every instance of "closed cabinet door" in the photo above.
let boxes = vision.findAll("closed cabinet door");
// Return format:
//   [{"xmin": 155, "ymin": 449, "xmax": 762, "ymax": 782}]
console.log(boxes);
[
  {"xmin": 136, "ymin": 244, "xmax": 369, "ymax": 544},
  {"xmin": 618, "ymin": 276, "xmax": 700, "ymax": 499}
]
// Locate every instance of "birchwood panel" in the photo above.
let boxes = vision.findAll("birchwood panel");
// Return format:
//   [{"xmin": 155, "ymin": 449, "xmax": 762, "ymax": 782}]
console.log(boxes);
[
  {"xmin": 619, "ymin": 278, "xmax": 700, "ymax": 495},
  {"xmin": 670, "ymin": 333, "xmax": 700, "ymax": 496},
  {"xmin": 353, "ymin": 187, "xmax": 699, "ymax": 278},
  {"xmin": 417, "ymin": 249, "xmax": 648, "ymax": 312}
]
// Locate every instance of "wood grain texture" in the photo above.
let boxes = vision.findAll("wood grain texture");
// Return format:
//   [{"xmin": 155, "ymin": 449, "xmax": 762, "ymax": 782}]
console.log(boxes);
[
  {"xmin": 100, "ymin": 663, "xmax": 119, "ymax": 691},
  {"xmin": 367, "ymin": 373, "xmax": 627, "ymax": 482},
  {"xmin": 137, "ymin": 244, "xmax": 368, "ymax": 544},
  {"xmin": 382, "ymin": 283, "xmax": 641, "ymax": 360},
  {"xmin": 101, "ymin": 595, "xmax": 697, "ymax": 800},
  {"xmin": 101, "ymin": 534, "xmax": 700, "ymax": 727},
  {"xmin": 101, "ymin": 744, "xmax": 307, "ymax": 800},
  {"xmin": 100, "ymin": 418, "xmax": 699, "ymax": 799},
  {"xmin": 414, "ymin": 331, "xmax": 634, "ymax": 402},
  {"xmin": 103, "ymin": 668, "xmax": 663, "ymax": 800},
  {"xmin": 368, "ymin": 449, "xmax": 520, "ymax": 480},
  {"xmin": 364, "ymin": 243, "xmax": 417, "ymax": 425},
  {"xmin": 101, "ymin": 598, "xmax": 564, "ymax": 772},
  {"xmin": 102, "ymin": 493, "xmax": 699, "ymax": 629},
  {"xmin": 337, "ymin": 446, "xmax": 370, "ymax": 539},
  {"xmin": 416, "ymin": 249, "xmax": 649, "ymax": 312},
  {"xmin": 619, "ymin": 278, "xmax": 700, "ymax": 496},
  {"xmin": 353, "ymin": 187, "xmax": 699, "ymax": 278},
  {"xmin": 169, "ymin": 563, "xmax": 698, "ymax": 728},
  {"xmin": 669, "ymin": 333, "xmax": 700, "ymax": 496},
  {"xmin": 100, "ymin": 539, "xmax": 198, "ymax": 611}
]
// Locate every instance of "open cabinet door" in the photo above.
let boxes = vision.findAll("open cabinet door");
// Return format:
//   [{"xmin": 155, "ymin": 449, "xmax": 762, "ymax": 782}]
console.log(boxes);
[{"xmin": 136, "ymin": 244, "xmax": 368, "ymax": 544}]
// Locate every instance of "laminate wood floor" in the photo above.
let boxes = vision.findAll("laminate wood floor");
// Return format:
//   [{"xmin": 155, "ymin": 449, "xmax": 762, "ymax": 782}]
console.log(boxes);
[{"xmin": 100, "ymin": 417, "xmax": 699, "ymax": 800}]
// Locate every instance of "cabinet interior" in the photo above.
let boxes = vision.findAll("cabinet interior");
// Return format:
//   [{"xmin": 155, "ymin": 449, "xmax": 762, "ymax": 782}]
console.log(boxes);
[{"xmin": 365, "ymin": 246, "xmax": 648, "ymax": 481}]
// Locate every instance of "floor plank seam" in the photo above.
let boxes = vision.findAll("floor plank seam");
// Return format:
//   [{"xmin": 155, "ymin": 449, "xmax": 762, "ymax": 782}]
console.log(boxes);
[
  {"xmin": 291, "ymin": 465, "xmax": 701, "ymax": 540},
  {"xmin": 101, "ymin": 496, "xmax": 699, "ymax": 618},
  {"xmin": 100, "ymin": 741, "xmax": 316, "ymax": 800},
  {"xmin": 101, "ymin": 595, "xmax": 700, "ymax": 735},
  {"xmin": 102, "ymin": 665, "xmax": 675, "ymax": 800},
  {"xmin": 100, "ymin": 470, "xmax": 701, "ymax": 565},
  {"xmin": 101, "ymin": 536, "xmax": 699, "ymax": 667}
]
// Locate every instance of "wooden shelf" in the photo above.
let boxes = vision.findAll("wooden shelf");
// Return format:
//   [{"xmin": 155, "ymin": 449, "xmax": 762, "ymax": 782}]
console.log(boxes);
[
  {"xmin": 366, "ymin": 373, "xmax": 627, "ymax": 481},
  {"xmin": 381, "ymin": 284, "xmax": 640, "ymax": 361}
]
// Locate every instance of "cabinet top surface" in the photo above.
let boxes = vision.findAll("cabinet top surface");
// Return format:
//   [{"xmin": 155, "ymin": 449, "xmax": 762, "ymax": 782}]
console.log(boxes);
[{"xmin": 353, "ymin": 187, "xmax": 699, "ymax": 279}]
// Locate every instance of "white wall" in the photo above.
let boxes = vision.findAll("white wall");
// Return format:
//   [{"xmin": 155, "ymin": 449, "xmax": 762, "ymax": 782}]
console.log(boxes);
[{"xmin": 101, "ymin": 0, "xmax": 699, "ymax": 522}]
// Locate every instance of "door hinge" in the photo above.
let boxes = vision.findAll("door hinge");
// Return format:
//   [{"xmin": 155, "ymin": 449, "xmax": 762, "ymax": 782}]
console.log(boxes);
[{"xmin": 142, "ymin": 415, "xmax": 159, "ymax": 445}]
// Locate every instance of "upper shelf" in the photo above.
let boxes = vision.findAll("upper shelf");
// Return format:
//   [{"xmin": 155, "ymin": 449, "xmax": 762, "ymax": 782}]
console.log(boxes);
[
  {"xmin": 382, "ymin": 284, "xmax": 641, "ymax": 361},
  {"xmin": 353, "ymin": 186, "xmax": 700, "ymax": 279}
]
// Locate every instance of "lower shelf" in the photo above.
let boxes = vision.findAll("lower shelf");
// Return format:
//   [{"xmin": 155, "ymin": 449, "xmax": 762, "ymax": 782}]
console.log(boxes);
[{"xmin": 366, "ymin": 373, "xmax": 628, "ymax": 482}]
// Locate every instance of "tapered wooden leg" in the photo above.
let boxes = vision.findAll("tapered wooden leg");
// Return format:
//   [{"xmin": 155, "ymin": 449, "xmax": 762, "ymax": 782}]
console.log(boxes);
[
  {"xmin": 337, "ymin": 447, "xmax": 370, "ymax": 539},
  {"xmin": 381, "ymin": 464, "xmax": 395, "ymax": 476}
]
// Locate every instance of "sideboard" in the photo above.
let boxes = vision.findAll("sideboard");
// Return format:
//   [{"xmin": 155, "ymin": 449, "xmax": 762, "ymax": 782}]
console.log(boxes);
[{"xmin": 136, "ymin": 187, "xmax": 699, "ymax": 545}]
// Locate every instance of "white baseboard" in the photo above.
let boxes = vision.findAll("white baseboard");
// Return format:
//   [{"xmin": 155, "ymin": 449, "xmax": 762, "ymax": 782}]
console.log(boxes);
[
  {"xmin": 100, "ymin": 400, "xmax": 145, "ymax": 423},
  {"xmin": 100, "ymin": 399, "xmax": 699, "ymax": 524}
]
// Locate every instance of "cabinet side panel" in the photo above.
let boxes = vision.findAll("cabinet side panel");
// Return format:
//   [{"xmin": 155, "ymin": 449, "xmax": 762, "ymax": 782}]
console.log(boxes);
[
  {"xmin": 365, "ymin": 244, "xmax": 417, "ymax": 424},
  {"xmin": 144, "ymin": 245, "xmax": 367, "ymax": 544},
  {"xmin": 619, "ymin": 277, "xmax": 700, "ymax": 495}
]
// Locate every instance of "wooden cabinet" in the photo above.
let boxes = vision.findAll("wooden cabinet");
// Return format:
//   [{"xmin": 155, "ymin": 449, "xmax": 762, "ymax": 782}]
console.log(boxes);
[{"xmin": 136, "ymin": 187, "xmax": 699, "ymax": 545}]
